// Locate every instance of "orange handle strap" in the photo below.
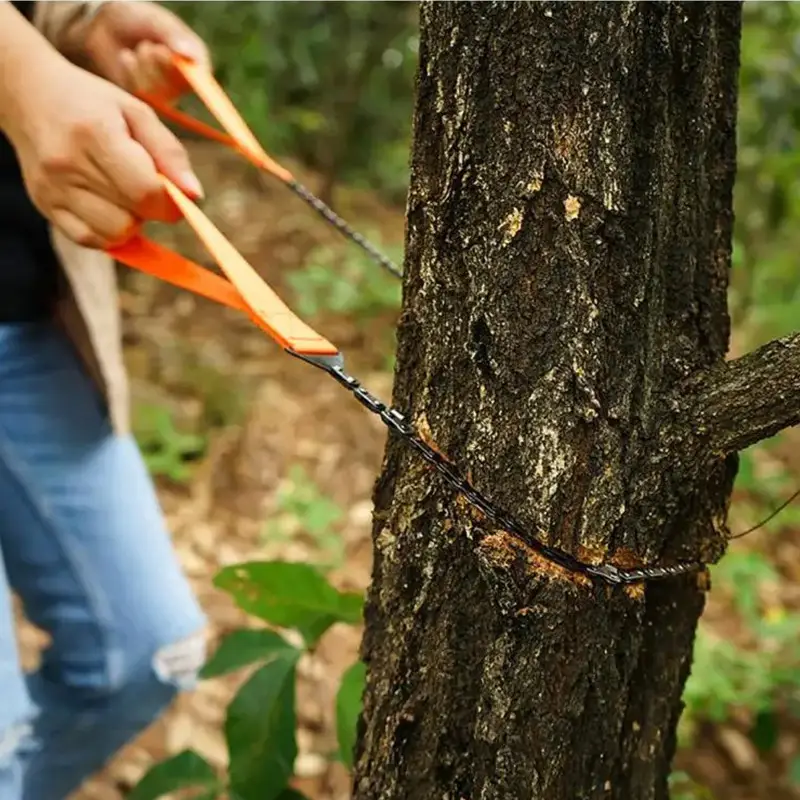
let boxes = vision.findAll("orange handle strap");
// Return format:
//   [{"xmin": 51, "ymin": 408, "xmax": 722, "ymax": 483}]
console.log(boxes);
[
  {"xmin": 107, "ymin": 178, "xmax": 338, "ymax": 357},
  {"xmin": 138, "ymin": 55, "xmax": 293, "ymax": 183}
]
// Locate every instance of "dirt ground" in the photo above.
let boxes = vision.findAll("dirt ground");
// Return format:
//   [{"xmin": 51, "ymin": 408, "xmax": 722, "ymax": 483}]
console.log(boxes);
[{"xmin": 13, "ymin": 142, "xmax": 798, "ymax": 800}]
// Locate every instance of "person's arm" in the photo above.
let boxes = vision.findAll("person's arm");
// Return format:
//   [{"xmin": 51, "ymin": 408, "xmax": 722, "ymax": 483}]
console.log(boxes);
[
  {"xmin": 0, "ymin": 2, "xmax": 71, "ymax": 138},
  {"xmin": 0, "ymin": 0, "xmax": 203, "ymax": 249}
]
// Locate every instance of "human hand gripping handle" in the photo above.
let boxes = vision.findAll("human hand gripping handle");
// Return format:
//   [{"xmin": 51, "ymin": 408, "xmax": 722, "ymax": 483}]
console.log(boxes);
[
  {"xmin": 106, "ymin": 50, "xmax": 400, "ymax": 360},
  {"xmin": 104, "ymin": 49, "xmax": 336, "ymax": 357},
  {"xmin": 0, "ymin": 3, "xmax": 205, "ymax": 251}
]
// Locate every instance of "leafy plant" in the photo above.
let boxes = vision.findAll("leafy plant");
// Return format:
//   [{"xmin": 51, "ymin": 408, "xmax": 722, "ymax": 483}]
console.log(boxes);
[
  {"xmin": 130, "ymin": 560, "xmax": 367, "ymax": 800},
  {"xmin": 677, "ymin": 426, "xmax": 800, "ymax": 788},
  {"xmin": 263, "ymin": 465, "xmax": 347, "ymax": 571},
  {"xmin": 128, "ymin": 750, "xmax": 222, "ymax": 800},
  {"xmin": 288, "ymin": 233, "xmax": 403, "ymax": 322},
  {"xmin": 730, "ymin": 2, "xmax": 800, "ymax": 343},
  {"xmin": 680, "ymin": 544, "xmax": 800, "ymax": 784},
  {"xmin": 668, "ymin": 771, "xmax": 715, "ymax": 800},
  {"xmin": 133, "ymin": 402, "xmax": 206, "ymax": 484}
]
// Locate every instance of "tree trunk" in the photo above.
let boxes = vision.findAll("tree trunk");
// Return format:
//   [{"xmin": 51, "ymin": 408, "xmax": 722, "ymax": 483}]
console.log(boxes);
[{"xmin": 353, "ymin": 3, "xmax": 751, "ymax": 799}]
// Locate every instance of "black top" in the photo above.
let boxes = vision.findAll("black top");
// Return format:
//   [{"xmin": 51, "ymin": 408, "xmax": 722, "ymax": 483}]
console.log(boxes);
[{"xmin": 0, "ymin": 0, "xmax": 61, "ymax": 321}]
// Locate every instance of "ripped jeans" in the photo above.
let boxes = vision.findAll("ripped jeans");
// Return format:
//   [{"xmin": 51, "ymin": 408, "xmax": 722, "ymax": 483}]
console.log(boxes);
[{"xmin": 0, "ymin": 322, "xmax": 207, "ymax": 800}]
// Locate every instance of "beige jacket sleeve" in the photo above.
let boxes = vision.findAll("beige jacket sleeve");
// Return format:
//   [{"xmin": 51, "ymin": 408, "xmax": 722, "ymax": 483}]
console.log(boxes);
[
  {"xmin": 29, "ymin": 1, "xmax": 131, "ymax": 435},
  {"xmin": 31, "ymin": 1, "xmax": 100, "ymax": 52}
]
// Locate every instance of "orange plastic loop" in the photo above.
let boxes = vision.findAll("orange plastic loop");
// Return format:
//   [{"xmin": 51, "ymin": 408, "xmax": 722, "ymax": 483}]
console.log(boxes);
[
  {"xmin": 139, "ymin": 55, "xmax": 294, "ymax": 183},
  {"xmin": 108, "ymin": 179, "xmax": 338, "ymax": 358},
  {"xmin": 137, "ymin": 91, "xmax": 239, "ymax": 151}
]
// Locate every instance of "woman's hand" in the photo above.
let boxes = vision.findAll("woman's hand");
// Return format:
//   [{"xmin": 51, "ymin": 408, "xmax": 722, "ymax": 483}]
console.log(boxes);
[
  {"xmin": 81, "ymin": 1, "xmax": 210, "ymax": 101},
  {"xmin": 5, "ymin": 56, "xmax": 203, "ymax": 249},
  {"xmin": 0, "ymin": 1, "xmax": 208, "ymax": 250}
]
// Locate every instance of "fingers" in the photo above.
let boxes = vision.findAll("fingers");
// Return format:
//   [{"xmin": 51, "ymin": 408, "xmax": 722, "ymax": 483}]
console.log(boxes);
[
  {"xmin": 141, "ymin": 8, "xmax": 210, "ymax": 69},
  {"xmin": 122, "ymin": 100, "xmax": 204, "ymax": 202},
  {"xmin": 77, "ymin": 98, "xmax": 200, "ymax": 224},
  {"xmin": 83, "ymin": 122, "xmax": 173, "ymax": 222},
  {"xmin": 115, "ymin": 10, "xmax": 211, "ymax": 101},
  {"xmin": 117, "ymin": 47, "xmax": 140, "ymax": 92},
  {"xmin": 51, "ymin": 209, "xmax": 97, "ymax": 248},
  {"xmin": 51, "ymin": 190, "xmax": 137, "ymax": 250},
  {"xmin": 119, "ymin": 41, "xmax": 189, "ymax": 101},
  {"xmin": 31, "ymin": 101, "xmax": 191, "ymax": 227},
  {"xmin": 151, "ymin": 42, "xmax": 189, "ymax": 99}
]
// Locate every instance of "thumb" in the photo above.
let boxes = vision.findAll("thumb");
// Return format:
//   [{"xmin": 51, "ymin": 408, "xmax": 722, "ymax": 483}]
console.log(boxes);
[{"xmin": 133, "ymin": 9, "xmax": 209, "ymax": 68}]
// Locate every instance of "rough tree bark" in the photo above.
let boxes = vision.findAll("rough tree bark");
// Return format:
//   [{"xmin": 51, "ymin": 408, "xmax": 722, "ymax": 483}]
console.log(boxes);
[{"xmin": 347, "ymin": 2, "xmax": 785, "ymax": 799}]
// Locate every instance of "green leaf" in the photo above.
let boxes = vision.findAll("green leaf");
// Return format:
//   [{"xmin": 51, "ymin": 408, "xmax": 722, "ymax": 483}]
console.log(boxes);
[
  {"xmin": 338, "ymin": 591, "xmax": 365, "ymax": 623},
  {"xmin": 201, "ymin": 629, "xmax": 298, "ymax": 679},
  {"xmin": 128, "ymin": 750, "xmax": 218, "ymax": 800},
  {"xmin": 214, "ymin": 561, "xmax": 363, "ymax": 646},
  {"xmin": 336, "ymin": 660, "xmax": 366, "ymax": 769},
  {"xmin": 750, "ymin": 708, "xmax": 780, "ymax": 753},
  {"xmin": 226, "ymin": 648, "xmax": 300, "ymax": 800}
]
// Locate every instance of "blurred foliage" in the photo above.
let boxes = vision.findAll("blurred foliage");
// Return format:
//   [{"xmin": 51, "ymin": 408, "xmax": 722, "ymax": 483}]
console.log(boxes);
[
  {"xmin": 730, "ymin": 2, "xmax": 800, "ymax": 344},
  {"xmin": 681, "ymin": 439, "xmax": 800, "ymax": 790},
  {"xmin": 682, "ymin": 548, "xmax": 800, "ymax": 727},
  {"xmin": 133, "ymin": 402, "xmax": 206, "ymax": 484},
  {"xmin": 166, "ymin": 0, "xmax": 418, "ymax": 205},
  {"xmin": 263, "ymin": 464, "xmax": 347, "ymax": 572},
  {"xmin": 289, "ymin": 232, "xmax": 402, "ymax": 322},
  {"xmin": 669, "ymin": 771, "xmax": 715, "ymax": 800},
  {"xmin": 175, "ymin": 353, "xmax": 248, "ymax": 429},
  {"xmin": 677, "ymin": 4, "xmax": 800, "ymax": 792},
  {"xmin": 290, "ymin": 230, "xmax": 402, "ymax": 370}
]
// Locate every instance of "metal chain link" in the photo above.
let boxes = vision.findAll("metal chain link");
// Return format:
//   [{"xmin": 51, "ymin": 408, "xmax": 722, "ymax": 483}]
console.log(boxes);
[{"xmin": 289, "ymin": 351, "xmax": 704, "ymax": 587}]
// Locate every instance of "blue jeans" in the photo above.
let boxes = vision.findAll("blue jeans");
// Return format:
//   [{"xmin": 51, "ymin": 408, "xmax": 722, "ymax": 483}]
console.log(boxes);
[{"xmin": 0, "ymin": 322, "xmax": 207, "ymax": 799}]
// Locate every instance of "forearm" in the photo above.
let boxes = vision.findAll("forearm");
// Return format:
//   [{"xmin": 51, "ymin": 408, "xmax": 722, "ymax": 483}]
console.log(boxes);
[{"xmin": 0, "ymin": 2, "xmax": 67, "ymax": 139}]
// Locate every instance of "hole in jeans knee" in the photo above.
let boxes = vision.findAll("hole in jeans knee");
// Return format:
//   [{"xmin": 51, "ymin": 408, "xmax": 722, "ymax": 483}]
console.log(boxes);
[
  {"xmin": 0, "ymin": 721, "xmax": 31, "ymax": 768},
  {"xmin": 151, "ymin": 629, "xmax": 207, "ymax": 691}
]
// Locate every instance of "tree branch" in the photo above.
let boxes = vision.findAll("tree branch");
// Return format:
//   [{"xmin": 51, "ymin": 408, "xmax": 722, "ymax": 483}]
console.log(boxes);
[{"xmin": 690, "ymin": 331, "xmax": 800, "ymax": 456}]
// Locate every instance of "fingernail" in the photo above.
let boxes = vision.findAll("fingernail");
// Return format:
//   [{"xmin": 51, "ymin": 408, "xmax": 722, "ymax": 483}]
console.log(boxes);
[
  {"xmin": 173, "ymin": 40, "xmax": 202, "ymax": 62},
  {"xmin": 181, "ymin": 172, "xmax": 204, "ymax": 200}
]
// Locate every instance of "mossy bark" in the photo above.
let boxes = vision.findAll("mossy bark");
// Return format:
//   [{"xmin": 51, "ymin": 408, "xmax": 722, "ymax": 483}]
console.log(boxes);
[{"xmin": 353, "ymin": 3, "xmax": 747, "ymax": 799}]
